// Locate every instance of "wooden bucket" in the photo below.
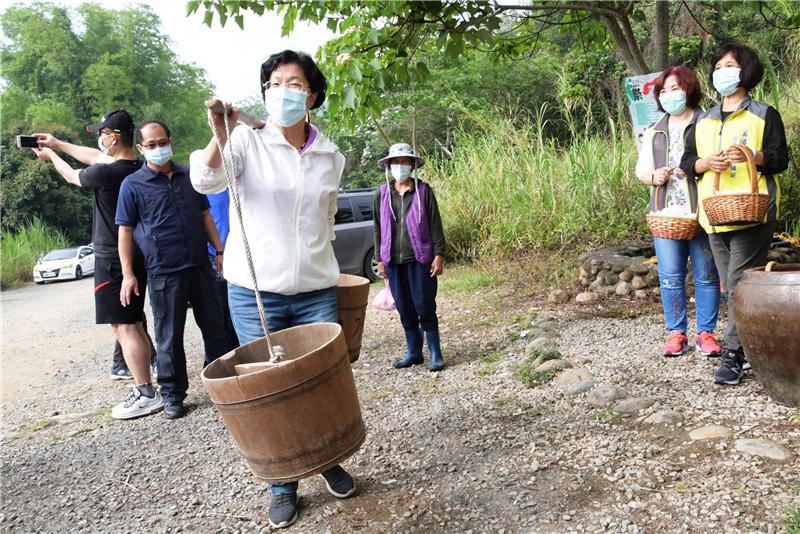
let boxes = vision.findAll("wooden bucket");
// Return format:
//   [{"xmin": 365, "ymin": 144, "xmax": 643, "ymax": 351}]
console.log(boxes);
[
  {"xmin": 733, "ymin": 262, "xmax": 800, "ymax": 407},
  {"xmin": 201, "ymin": 322, "xmax": 367, "ymax": 482},
  {"xmin": 336, "ymin": 274, "xmax": 371, "ymax": 363}
]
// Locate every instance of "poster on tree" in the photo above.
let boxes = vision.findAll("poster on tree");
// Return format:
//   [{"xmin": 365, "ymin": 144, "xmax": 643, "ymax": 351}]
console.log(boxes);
[{"xmin": 624, "ymin": 72, "xmax": 663, "ymax": 152}]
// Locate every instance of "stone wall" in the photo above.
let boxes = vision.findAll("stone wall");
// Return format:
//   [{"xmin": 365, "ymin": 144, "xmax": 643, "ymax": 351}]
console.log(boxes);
[{"xmin": 577, "ymin": 244, "xmax": 659, "ymax": 300}]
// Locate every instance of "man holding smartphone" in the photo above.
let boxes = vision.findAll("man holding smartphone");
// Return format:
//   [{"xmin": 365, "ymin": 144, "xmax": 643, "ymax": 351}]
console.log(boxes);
[{"xmin": 32, "ymin": 109, "xmax": 163, "ymax": 419}]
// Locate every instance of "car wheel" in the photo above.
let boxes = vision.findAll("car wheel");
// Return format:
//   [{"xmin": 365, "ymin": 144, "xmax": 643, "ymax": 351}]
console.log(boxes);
[
  {"xmin": 363, "ymin": 248, "xmax": 381, "ymax": 282},
  {"xmin": 35, "ymin": 281, "xmax": 44, "ymax": 285},
  {"xmin": 75, "ymin": 266, "xmax": 82, "ymax": 280}
]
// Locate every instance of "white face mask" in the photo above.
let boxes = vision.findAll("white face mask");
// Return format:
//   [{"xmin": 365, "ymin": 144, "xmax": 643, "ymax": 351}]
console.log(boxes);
[
  {"xmin": 98, "ymin": 134, "xmax": 110, "ymax": 155},
  {"xmin": 390, "ymin": 164, "xmax": 412, "ymax": 182}
]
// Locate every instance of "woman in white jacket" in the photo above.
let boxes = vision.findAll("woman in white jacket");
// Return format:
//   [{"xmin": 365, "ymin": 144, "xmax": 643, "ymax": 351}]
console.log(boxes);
[{"xmin": 190, "ymin": 50, "xmax": 352, "ymax": 530}]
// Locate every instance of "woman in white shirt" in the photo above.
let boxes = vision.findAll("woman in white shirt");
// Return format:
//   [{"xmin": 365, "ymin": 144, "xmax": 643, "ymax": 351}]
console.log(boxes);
[
  {"xmin": 635, "ymin": 65, "xmax": 721, "ymax": 359},
  {"xmin": 190, "ymin": 50, "xmax": 352, "ymax": 530}
]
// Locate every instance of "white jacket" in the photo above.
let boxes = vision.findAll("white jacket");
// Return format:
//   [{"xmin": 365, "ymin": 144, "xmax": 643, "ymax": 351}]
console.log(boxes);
[{"xmin": 190, "ymin": 122, "xmax": 345, "ymax": 295}]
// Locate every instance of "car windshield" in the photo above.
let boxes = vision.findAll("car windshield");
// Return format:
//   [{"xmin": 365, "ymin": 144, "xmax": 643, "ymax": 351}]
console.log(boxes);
[{"xmin": 42, "ymin": 248, "xmax": 78, "ymax": 261}]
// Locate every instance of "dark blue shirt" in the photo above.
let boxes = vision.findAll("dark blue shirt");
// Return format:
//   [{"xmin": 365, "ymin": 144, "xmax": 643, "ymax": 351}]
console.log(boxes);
[
  {"xmin": 115, "ymin": 163, "xmax": 210, "ymax": 274},
  {"xmin": 207, "ymin": 189, "xmax": 230, "ymax": 257}
]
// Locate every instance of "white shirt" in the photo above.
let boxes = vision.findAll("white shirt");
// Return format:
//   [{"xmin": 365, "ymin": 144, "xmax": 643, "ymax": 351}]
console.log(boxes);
[{"xmin": 189, "ymin": 122, "xmax": 345, "ymax": 295}]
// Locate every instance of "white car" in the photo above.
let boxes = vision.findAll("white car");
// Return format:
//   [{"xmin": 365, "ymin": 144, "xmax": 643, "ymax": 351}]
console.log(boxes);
[{"xmin": 33, "ymin": 246, "xmax": 95, "ymax": 284}]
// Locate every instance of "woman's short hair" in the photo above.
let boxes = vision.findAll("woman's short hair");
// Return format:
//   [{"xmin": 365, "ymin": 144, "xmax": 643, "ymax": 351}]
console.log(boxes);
[
  {"xmin": 260, "ymin": 50, "xmax": 327, "ymax": 109},
  {"xmin": 709, "ymin": 44, "xmax": 764, "ymax": 91},
  {"xmin": 653, "ymin": 65, "xmax": 702, "ymax": 112}
]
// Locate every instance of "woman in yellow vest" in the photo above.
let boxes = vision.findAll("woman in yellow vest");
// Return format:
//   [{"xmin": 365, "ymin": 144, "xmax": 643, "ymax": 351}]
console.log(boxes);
[
  {"xmin": 680, "ymin": 44, "xmax": 789, "ymax": 386},
  {"xmin": 635, "ymin": 65, "xmax": 721, "ymax": 358}
]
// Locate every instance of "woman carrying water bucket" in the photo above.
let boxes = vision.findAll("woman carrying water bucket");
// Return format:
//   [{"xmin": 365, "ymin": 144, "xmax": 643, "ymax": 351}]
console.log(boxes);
[
  {"xmin": 635, "ymin": 65, "xmax": 721, "ymax": 358},
  {"xmin": 680, "ymin": 43, "xmax": 789, "ymax": 386},
  {"xmin": 190, "ymin": 50, "xmax": 355, "ymax": 529},
  {"xmin": 374, "ymin": 143, "xmax": 447, "ymax": 371}
]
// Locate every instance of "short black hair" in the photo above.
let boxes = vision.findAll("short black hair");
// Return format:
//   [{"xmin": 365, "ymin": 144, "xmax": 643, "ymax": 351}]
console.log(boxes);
[
  {"xmin": 260, "ymin": 50, "xmax": 327, "ymax": 109},
  {"xmin": 710, "ymin": 44, "xmax": 764, "ymax": 91},
  {"xmin": 118, "ymin": 131, "xmax": 134, "ymax": 148},
  {"xmin": 135, "ymin": 120, "xmax": 171, "ymax": 144}
]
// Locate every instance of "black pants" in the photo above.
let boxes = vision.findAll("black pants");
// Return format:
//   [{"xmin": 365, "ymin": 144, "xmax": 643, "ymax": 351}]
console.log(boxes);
[
  {"xmin": 208, "ymin": 254, "xmax": 240, "ymax": 353},
  {"xmin": 148, "ymin": 264, "xmax": 227, "ymax": 403},
  {"xmin": 708, "ymin": 221, "xmax": 776, "ymax": 352}
]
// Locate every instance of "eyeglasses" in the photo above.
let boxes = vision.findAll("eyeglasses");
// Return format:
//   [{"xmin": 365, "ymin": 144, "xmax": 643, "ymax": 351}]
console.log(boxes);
[
  {"xmin": 264, "ymin": 80, "xmax": 308, "ymax": 92},
  {"xmin": 139, "ymin": 140, "xmax": 171, "ymax": 150}
]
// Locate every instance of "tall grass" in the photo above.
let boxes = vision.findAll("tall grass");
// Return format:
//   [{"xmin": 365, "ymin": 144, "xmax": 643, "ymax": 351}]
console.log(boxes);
[
  {"xmin": 425, "ymin": 108, "xmax": 648, "ymax": 260},
  {"xmin": 1, "ymin": 217, "xmax": 70, "ymax": 289}
]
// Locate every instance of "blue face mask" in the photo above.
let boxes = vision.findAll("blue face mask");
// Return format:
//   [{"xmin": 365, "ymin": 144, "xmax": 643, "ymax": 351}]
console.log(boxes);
[
  {"xmin": 98, "ymin": 135, "xmax": 109, "ymax": 155},
  {"xmin": 264, "ymin": 87, "xmax": 309, "ymax": 127},
  {"xmin": 390, "ymin": 164, "xmax": 412, "ymax": 182},
  {"xmin": 713, "ymin": 67, "xmax": 742, "ymax": 97},
  {"xmin": 143, "ymin": 144, "xmax": 172, "ymax": 166},
  {"xmin": 660, "ymin": 90, "xmax": 687, "ymax": 116}
]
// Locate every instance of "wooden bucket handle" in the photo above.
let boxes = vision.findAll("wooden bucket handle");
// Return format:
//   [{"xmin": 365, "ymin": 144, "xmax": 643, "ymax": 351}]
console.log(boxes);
[
  {"xmin": 204, "ymin": 98, "xmax": 266, "ymax": 129},
  {"xmin": 713, "ymin": 144, "xmax": 758, "ymax": 194},
  {"xmin": 765, "ymin": 260, "xmax": 778, "ymax": 272}
]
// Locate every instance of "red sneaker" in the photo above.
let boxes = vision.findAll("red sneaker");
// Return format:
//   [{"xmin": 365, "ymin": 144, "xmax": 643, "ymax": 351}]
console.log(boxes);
[
  {"xmin": 663, "ymin": 331, "xmax": 688, "ymax": 357},
  {"xmin": 695, "ymin": 331, "xmax": 721, "ymax": 357}
]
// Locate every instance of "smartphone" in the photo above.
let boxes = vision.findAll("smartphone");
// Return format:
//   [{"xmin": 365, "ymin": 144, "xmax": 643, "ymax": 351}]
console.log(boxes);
[{"xmin": 16, "ymin": 135, "xmax": 39, "ymax": 149}]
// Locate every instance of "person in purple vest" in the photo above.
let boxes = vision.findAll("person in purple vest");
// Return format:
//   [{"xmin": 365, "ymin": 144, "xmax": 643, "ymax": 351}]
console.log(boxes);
[{"xmin": 374, "ymin": 143, "xmax": 447, "ymax": 371}]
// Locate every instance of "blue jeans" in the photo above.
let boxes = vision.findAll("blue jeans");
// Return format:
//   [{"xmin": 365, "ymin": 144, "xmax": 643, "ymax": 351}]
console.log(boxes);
[
  {"xmin": 227, "ymin": 282, "xmax": 339, "ymax": 495},
  {"xmin": 385, "ymin": 261, "xmax": 439, "ymax": 333},
  {"xmin": 148, "ymin": 265, "xmax": 228, "ymax": 403},
  {"xmin": 653, "ymin": 234, "xmax": 720, "ymax": 334}
]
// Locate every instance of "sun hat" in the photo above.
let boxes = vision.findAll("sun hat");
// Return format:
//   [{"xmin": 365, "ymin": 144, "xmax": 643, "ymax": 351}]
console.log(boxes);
[{"xmin": 378, "ymin": 143, "xmax": 425, "ymax": 169}]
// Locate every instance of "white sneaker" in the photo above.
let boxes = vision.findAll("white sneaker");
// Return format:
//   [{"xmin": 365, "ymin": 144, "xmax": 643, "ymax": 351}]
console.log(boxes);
[{"xmin": 111, "ymin": 387, "xmax": 164, "ymax": 420}]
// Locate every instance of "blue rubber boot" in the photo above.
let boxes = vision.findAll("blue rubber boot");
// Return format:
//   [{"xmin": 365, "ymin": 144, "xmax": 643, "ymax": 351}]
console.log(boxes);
[
  {"xmin": 426, "ymin": 330, "xmax": 445, "ymax": 372},
  {"xmin": 393, "ymin": 328, "xmax": 424, "ymax": 368}
]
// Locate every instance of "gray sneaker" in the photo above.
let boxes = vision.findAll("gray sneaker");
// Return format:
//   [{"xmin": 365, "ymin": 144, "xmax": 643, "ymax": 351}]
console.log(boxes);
[
  {"xmin": 111, "ymin": 387, "xmax": 163, "ymax": 420},
  {"xmin": 321, "ymin": 465, "xmax": 356, "ymax": 498},
  {"xmin": 268, "ymin": 493, "xmax": 298, "ymax": 529}
]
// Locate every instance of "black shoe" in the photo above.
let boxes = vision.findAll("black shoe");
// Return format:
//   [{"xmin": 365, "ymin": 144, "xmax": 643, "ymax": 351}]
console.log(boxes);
[
  {"xmin": 268, "ymin": 493, "xmax": 298, "ymax": 529},
  {"xmin": 321, "ymin": 465, "xmax": 356, "ymax": 498},
  {"xmin": 714, "ymin": 349, "xmax": 745, "ymax": 385},
  {"xmin": 163, "ymin": 400, "xmax": 186, "ymax": 419}
]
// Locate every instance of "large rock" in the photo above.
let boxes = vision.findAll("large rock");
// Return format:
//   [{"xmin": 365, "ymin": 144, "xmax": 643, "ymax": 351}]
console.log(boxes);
[
  {"xmin": 643, "ymin": 410, "xmax": 684, "ymax": 425},
  {"xmin": 553, "ymin": 367, "xmax": 593, "ymax": 387},
  {"xmin": 547, "ymin": 289, "xmax": 569, "ymax": 304},
  {"xmin": 734, "ymin": 439, "xmax": 794, "ymax": 462},
  {"xmin": 601, "ymin": 271, "xmax": 619, "ymax": 286},
  {"xmin": 565, "ymin": 380, "xmax": 596, "ymax": 396},
  {"xmin": 631, "ymin": 276, "xmax": 647, "ymax": 290},
  {"xmin": 576, "ymin": 292, "xmax": 599, "ymax": 304},
  {"xmin": 619, "ymin": 270, "xmax": 634, "ymax": 282},
  {"xmin": 615, "ymin": 282, "xmax": 633, "ymax": 296},
  {"xmin": 688, "ymin": 424, "xmax": 733, "ymax": 441},
  {"xmin": 629, "ymin": 259, "xmax": 651, "ymax": 275},
  {"xmin": 635, "ymin": 289, "xmax": 649, "ymax": 298},
  {"xmin": 534, "ymin": 359, "xmax": 572, "ymax": 373},
  {"xmin": 526, "ymin": 337, "xmax": 557, "ymax": 352},
  {"xmin": 587, "ymin": 384, "xmax": 627, "ymax": 407},
  {"xmin": 612, "ymin": 397, "xmax": 656, "ymax": 414}
]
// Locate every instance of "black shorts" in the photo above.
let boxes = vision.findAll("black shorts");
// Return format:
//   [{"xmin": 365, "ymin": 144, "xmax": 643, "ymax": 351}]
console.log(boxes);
[{"xmin": 94, "ymin": 255, "xmax": 147, "ymax": 325}]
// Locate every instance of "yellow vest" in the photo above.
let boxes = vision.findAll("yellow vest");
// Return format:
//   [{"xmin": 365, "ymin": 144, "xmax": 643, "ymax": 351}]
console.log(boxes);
[{"xmin": 694, "ymin": 97, "xmax": 780, "ymax": 233}]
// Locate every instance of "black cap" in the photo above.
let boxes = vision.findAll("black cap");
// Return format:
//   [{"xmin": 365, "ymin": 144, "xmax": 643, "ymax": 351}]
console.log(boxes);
[{"xmin": 85, "ymin": 109, "xmax": 134, "ymax": 133}]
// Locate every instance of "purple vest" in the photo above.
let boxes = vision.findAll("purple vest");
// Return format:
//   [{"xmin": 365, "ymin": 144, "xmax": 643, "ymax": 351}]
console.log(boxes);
[{"xmin": 379, "ymin": 181, "xmax": 434, "ymax": 265}]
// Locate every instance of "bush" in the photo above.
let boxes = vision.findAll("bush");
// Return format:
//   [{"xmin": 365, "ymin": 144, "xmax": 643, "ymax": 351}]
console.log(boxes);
[
  {"xmin": 1, "ymin": 217, "xmax": 70, "ymax": 289},
  {"xmin": 425, "ymin": 108, "xmax": 648, "ymax": 260}
]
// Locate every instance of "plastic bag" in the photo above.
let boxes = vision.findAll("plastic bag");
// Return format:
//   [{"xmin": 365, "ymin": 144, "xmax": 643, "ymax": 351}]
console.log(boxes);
[{"xmin": 372, "ymin": 278, "xmax": 396, "ymax": 311}]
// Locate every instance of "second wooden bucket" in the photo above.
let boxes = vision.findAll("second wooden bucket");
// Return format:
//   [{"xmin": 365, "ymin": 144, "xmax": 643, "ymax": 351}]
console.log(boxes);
[
  {"xmin": 336, "ymin": 274, "xmax": 371, "ymax": 362},
  {"xmin": 201, "ymin": 322, "xmax": 367, "ymax": 482}
]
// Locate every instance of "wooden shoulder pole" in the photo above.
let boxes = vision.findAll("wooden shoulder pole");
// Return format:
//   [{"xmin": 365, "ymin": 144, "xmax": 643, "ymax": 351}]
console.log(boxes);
[{"xmin": 204, "ymin": 98, "xmax": 266, "ymax": 129}]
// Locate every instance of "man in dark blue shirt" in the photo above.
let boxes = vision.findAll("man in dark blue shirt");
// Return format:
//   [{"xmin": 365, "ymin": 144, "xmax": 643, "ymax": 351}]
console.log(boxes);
[{"xmin": 116, "ymin": 120, "xmax": 227, "ymax": 420}]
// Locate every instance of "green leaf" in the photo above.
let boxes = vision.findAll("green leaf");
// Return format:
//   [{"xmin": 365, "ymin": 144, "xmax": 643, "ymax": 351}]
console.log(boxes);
[
  {"xmin": 235, "ymin": 14, "xmax": 244, "ymax": 29},
  {"xmin": 327, "ymin": 18, "xmax": 338, "ymax": 31},
  {"xmin": 203, "ymin": 10, "xmax": 213, "ymax": 27},
  {"xmin": 348, "ymin": 63, "xmax": 362, "ymax": 83},
  {"xmin": 186, "ymin": 1, "xmax": 200, "ymax": 16},
  {"xmin": 366, "ymin": 28, "xmax": 379, "ymax": 45},
  {"xmin": 342, "ymin": 85, "xmax": 356, "ymax": 108}
]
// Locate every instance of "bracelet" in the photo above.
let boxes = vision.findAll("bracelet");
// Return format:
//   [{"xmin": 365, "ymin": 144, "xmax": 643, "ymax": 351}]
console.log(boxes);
[{"xmin": 215, "ymin": 249, "xmax": 224, "ymax": 256}]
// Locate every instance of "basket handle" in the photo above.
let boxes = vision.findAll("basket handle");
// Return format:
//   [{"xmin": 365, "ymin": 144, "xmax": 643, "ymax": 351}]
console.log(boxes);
[
  {"xmin": 713, "ymin": 144, "xmax": 758, "ymax": 194},
  {"xmin": 653, "ymin": 176, "xmax": 698, "ymax": 220}
]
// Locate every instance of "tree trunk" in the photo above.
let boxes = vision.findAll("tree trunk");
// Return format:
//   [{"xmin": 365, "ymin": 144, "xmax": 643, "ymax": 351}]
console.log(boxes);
[
  {"xmin": 600, "ymin": 14, "xmax": 646, "ymax": 74},
  {"xmin": 653, "ymin": 1, "xmax": 670, "ymax": 70},
  {"xmin": 616, "ymin": 8, "xmax": 650, "ymax": 73}
]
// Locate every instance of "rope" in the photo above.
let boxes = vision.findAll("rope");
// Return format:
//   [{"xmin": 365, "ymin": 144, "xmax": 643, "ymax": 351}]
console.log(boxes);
[{"xmin": 207, "ymin": 109, "xmax": 283, "ymax": 363}]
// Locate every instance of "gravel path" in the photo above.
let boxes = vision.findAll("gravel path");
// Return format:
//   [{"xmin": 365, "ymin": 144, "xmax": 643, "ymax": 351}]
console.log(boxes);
[{"xmin": 1, "ymin": 267, "xmax": 798, "ymax": 533}]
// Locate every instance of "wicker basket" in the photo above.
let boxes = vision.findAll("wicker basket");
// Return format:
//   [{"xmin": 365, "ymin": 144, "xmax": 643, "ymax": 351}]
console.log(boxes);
[
  {"xmin": 702, "ymin": 144, "xmax": 769, "ymax": 226},
  {"xmin": 646, "ymin": 183, "xmax": 701, "ymax": 240}
]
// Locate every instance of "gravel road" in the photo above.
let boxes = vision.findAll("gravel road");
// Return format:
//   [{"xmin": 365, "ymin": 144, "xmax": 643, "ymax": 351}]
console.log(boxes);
[{"xmin": 1, "ymin": 268, "xmax": 798, "ymax": 533}]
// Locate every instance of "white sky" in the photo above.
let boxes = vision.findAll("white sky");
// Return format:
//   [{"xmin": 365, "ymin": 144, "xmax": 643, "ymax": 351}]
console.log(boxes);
[{"xmin": 1, "ymin": 0, "xmax": 336, "ymax": 102}]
